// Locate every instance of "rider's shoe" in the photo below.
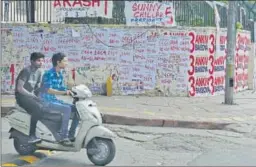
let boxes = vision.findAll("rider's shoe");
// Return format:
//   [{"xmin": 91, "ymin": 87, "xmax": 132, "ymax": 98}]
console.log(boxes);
[
  {"xmin": 59, "ymin": 138, "xmax": 73, "ymax": 146},
  {"xmin": 28, "ymin": 135, "xmax": 41, "ymax": 143},
  {"xmin": 69, "ymin": 137, "xmax": 75, "ymax": 142}
]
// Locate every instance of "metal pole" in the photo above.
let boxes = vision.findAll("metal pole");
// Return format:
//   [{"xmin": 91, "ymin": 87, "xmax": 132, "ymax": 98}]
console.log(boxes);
[
  {"xmin": 26, "ymin": 0, "xmax": 31, "ymax": 23},
  {"xmin": 26, "ymin": 0, "xmax": 35, "ymax": 23},
  {"xmin": 224, "ymin": 1, "xmax": 237, "ymax": 104},
  {"xmin": 30, "ymin": 0, "xmax": 35, "ymax": 23},
  {"xmin": 4, "ymin": 0, "xmax": 10, "ymax": 22}
]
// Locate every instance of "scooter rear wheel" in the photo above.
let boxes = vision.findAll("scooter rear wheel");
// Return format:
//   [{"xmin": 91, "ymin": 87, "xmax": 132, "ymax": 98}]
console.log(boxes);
[
  {"xmin": 14, "ymin": 138, "xmax": 37, "ymax": 155},
  {"xmin": 87, "ymin": 137, "xmax": 116, "ymax": 166}
]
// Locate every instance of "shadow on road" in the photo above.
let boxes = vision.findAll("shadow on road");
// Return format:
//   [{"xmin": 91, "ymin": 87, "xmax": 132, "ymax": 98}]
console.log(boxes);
[
  {"xmin": 36, "ymin": 156, "xmax": 95, "ymax": 166},
  {"xmin": 1, "ymin": 153, "xmax": 20, "ymax": 164}
]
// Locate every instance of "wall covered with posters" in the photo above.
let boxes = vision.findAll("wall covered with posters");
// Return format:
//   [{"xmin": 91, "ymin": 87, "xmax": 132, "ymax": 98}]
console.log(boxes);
[{"xmin": 0, "ymin": 24, "xmax": 252, "ymax": 97}]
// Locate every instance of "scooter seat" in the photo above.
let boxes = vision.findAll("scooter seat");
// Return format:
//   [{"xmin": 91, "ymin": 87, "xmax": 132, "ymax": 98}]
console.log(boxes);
[
  {"xmin": 15, "ymin": 103, "xmax": 62, "ymax": 121},
  {"xmin": 42, "ymin": 110, "xmax": 63, "ymax": 122}
]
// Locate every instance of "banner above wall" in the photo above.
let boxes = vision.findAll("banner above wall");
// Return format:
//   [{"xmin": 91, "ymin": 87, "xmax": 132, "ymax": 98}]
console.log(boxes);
[
  {"xmin": 124, "ymin": 1, "xmax": 176, "ymax": 27},
  {"xmin": 52, "ymin": 0, "xmax": 113, "ymax": 20}
]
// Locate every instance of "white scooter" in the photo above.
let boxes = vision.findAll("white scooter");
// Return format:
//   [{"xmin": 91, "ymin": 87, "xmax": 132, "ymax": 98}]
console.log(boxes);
[{"xmin": 5, "ymin": 84, "xmax": 116, "ymax": 166}]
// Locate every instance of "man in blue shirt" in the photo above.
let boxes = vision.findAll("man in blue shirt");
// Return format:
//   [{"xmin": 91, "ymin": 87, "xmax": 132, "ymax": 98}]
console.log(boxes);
[{"xmin": 40, "ymin": 52, "xmax": 79, "ymax": 146}]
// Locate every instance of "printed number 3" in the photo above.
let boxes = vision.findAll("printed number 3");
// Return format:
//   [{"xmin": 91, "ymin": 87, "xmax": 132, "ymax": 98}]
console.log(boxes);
[
  {"xmin": 189, "ymin": 32, "xmax": 195, "ymax": 53},
  {"xmin": 209, "ymin": 34, "xmax": 215, "ymax": 54},
  {"xmin": 209, "ymin": 76, "xmax": 214, "ymax": 95},
  {"xmin": 189, "ymin": 76, "xmax": 195, "ymax": 96},
  {"xmin": 208, "ymin": 55, "xmax": 214, "ymax": 75},
  {"xmin": 188, "ymin": 55, "xmax": 195, "ymax": 75}
]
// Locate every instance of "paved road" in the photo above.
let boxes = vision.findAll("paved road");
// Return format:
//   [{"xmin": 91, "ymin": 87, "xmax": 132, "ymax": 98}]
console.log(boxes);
[{"xmin": 2, "ymin": 118, "xmax": 256, "ymax": 166}]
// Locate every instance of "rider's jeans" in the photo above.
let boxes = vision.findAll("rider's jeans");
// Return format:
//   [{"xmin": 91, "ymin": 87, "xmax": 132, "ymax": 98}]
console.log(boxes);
[
  {"xmin": 15, "ymin": 93, "xmax": 44, "ymax": 137},
  {"xmin": 46, "ymin": 102, "xmax": 79, "ymax": 139},
  {"xmin": 69, "ymin": 105, "xmax": 79, "ymax": 138}
]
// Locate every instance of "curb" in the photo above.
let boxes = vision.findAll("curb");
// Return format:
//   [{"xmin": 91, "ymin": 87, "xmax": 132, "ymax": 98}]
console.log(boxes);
[
  {"xmin": 102, "ymin": 114, "xmax": 231, "ymax": 130},
  {"xmin": 1, "ymin": 106, "xmax": 231, "ymax": 130},
  {"xmin": 1, "ymin": 150, "xmax": 54, "ymax": 166}
]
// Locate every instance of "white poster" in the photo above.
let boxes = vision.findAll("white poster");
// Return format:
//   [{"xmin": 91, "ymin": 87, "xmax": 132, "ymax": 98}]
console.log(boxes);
[
  {"xmin": 52, "ymin": 0, "xmax": 113, "ymax": 19},
  {"xmin": 124, "ymin": 1, "xmax": 176, "ymax": 27}
]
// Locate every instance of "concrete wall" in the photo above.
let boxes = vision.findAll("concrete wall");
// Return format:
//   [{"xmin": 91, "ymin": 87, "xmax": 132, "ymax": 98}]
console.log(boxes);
[{"xmin": 0, "ymin": 23, "xmax": 253, "ymax": 97}]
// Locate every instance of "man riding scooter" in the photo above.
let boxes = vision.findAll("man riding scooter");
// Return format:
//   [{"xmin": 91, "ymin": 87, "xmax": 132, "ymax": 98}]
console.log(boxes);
[
  {"xmin": 15, "ymin": 52, "xmax": 45, "ymax": 143},
  {"xmin": 40, "ymin": 52, "xmax": 79, "ymax": 146}
]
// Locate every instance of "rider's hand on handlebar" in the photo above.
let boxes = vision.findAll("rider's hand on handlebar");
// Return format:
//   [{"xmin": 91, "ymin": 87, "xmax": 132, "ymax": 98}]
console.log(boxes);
[
  {"xmin": 66, "ymin": 90, "xmax": 74, "ymax": 96},
  {"xmin": 66, "ymin": 90, "xmax": 73, "ymax": 96}
]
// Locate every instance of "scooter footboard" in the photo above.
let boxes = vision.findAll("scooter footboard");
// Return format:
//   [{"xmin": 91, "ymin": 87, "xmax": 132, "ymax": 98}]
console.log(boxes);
[{"xmin": 84, "ymin": 126, "xmax": 116, "ymax": 147}]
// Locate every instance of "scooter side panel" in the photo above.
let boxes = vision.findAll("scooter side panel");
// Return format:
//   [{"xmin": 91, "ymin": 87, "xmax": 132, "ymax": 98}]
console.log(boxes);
[
  {"xmin": 36, "ymin": 120, "xmax": 58, "ymax": 141},
  {"xmin": 7, "ymin": 110, "xmax": 60, "ymax": 142},
  {"xmin": 6, "ymin": 110, "xmax": 31, "ymax": 135}
]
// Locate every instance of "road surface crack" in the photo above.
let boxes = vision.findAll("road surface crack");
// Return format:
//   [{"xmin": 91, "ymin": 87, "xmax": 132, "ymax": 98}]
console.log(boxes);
[
  {"xmin": 115, "ymin": 132, "xmax": 147, "ymax": 142},
  {"xmin": 111, "ymin": 126, "xmax": 166, "ymax": 135},
  {"xmin": 186, "ymin": 151, "xmax": 206, "ymax": 166},
  {"xmin": 115, "ymin": 131, "xmax": 164, "ymax": 143},
  {"xmin": 207, "ymin": 130, "xmax": 243, "ymax": 138}
]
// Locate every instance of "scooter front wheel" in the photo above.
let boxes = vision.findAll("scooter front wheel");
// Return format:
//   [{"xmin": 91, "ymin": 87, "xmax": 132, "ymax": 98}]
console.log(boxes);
[
  {"xmin": 14, "ymin": 138, "xmax": 37, "ymax": 155},
  {"xmin": 87, "ymin": 137, "xmax": 116, "ymax": 166}
]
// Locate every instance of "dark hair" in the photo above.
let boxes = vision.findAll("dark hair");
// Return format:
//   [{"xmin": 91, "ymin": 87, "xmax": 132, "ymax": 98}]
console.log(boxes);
[
  {"xmin": 52, "ymin": 52, "xmax": 66, "ymax": 67},
  {"xmin": 30, "ymin": 52, "xmax": 45, "ymax": 61}
]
